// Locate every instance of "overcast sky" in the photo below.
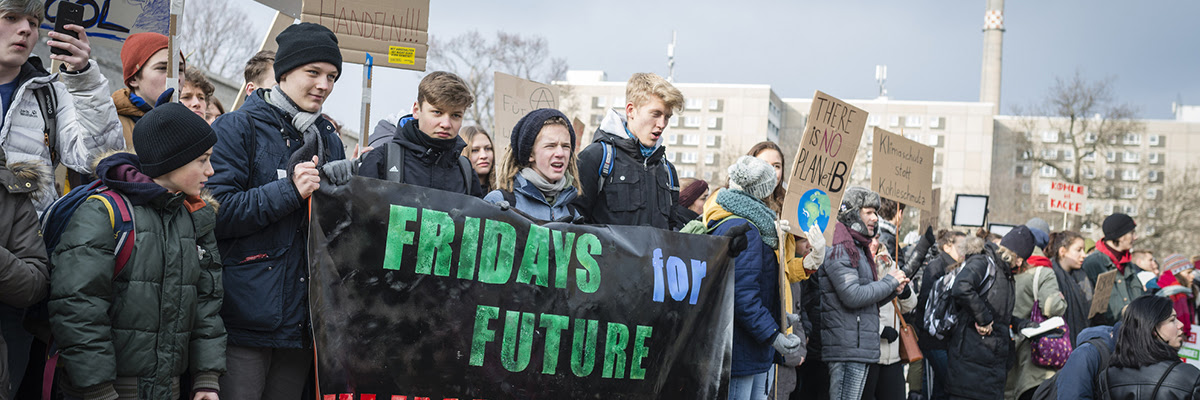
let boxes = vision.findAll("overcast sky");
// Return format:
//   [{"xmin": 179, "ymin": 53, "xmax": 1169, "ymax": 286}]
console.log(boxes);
[{"xmin": 239, "ymin": 0, "xmax": 1199, "ymax": 133}]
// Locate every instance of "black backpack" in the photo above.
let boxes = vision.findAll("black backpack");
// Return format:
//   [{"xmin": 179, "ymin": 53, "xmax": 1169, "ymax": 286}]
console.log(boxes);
[{"xmin": 1031, "ymin": 337, "xmax": 1112, "ymax": 400}]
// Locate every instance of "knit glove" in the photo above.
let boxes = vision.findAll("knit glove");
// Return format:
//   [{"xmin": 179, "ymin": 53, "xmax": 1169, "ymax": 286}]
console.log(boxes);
[
  {"xmin": 776, "ymin": 219, "xmax": 792, "ymax": 234},
  {"xmin": 772, "ymin": 332, "xmax": 804, "ymax": 355},
  {"xmin": 321, "ymin": 159, "xmax": 358, "ymax": 185},
  {"xmin": 786, "ymin": 313, "xmax": 802, "ymax": 330},
  {"xmin": 803, "ymin": 225, "xmax": 826, "ymax": 270},
  {"xmin": 881, "ymin": 326, "xmax": 899, "ymax": 343},
  {"xmin": 723, "ymin": 223, "xmax": 751, "ymax": 257}
]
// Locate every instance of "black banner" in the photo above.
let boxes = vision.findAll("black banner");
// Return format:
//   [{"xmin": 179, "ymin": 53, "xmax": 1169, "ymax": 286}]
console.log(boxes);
[{"xmin": 309, "ymin": 177, "xmax": 734, "ymax": 399}]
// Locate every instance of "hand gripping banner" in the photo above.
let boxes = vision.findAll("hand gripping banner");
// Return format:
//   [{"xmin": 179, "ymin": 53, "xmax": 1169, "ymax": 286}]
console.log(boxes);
[{"xmin": 309, "ymin": 177, "xmax": 735, "ymax": 399}]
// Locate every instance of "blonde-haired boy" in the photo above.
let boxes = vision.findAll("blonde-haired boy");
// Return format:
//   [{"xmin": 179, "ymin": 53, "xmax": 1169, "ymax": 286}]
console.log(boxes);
[{"xmin": 574, "ymin": 72, "xmax": 686, "ymax": 230}]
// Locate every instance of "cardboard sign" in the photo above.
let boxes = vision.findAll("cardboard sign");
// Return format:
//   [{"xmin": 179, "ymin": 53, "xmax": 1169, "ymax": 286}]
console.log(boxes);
[
  {"xmin": 1047, "ymin": 180, "xmax": 1088, "ymax": 216},
  {"xmin": 871, "ymin": 128, "xmax": 935, "ymax": 211},
  {"xmin": 254, "ymin": 0, "xmax": 301, "ymax": 18},
  {"xmin": 781, "ymin": 91, "xmax": 868, "ymax": 243},
  {"xmin": 1089, "ymin": 269, "xmax": 1118, "ymax": 319},
  {"xmin": 299, "ymin": 0, "xmax": 429, "ymax": 71},
  {"xmin": 920, "ymin": 188, "xmax": 942, "ymax": 232},
  {"xmin": 1180, "ymin": 325, "xmax": 1200, "ymax": 367},
  {"xmin": 40, "ymin": 0, "xmax": 169, "ymax": 51},
  {"xmin": 493, "ymin": 72, "xmax": 561, "ymax": 159},
  {"xmin": 310, "ymin": 178, "xmax": 735, "ymax": 399}
]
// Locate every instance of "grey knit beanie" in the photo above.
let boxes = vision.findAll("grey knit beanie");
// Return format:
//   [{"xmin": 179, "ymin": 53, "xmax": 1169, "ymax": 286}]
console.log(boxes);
[{"xmin": 726, "ymin": 156, "xmax": 776, "ymax": 200}]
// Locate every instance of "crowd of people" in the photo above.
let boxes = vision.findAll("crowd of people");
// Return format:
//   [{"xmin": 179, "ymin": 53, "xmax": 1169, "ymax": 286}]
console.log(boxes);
[{"xmin": 0, "ymin": 1, "xmax": 1197, "ymax": 399}]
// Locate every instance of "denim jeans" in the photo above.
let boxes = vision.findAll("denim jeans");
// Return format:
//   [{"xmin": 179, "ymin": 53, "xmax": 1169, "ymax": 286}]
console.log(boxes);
[
  {"xmin": 729, "ymin": 367, "xmax": 773, "ymax": 400},
  {"xmin": 828, "ymin": 361, "xmax": 869, "ymax": 400},
  {"xmin": 923, "ymin": 349, "xmax": 950, "ymax": 400}
]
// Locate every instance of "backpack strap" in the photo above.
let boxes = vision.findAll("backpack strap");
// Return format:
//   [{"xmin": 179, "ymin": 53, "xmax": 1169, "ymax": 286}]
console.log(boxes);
[
  {"xmin": 596, "ymin": 141, "xmax": 614, "ymax": 193},
  {"xmin": 386, "ymin": 141, "xmax": 404, "ymax": 183},
  {"xmin": 500, "ymin": 189, "xmax": 516, "ymax": 207},
  {"xmin": 1149, "ymin": 361, "xmax": 1182, "ymax": 400},
  {"xmin": 661, "ymin": 159, "xmax": 679, "ymax": 191},
  {"xmin": 89, "ymin": 189, "xmax": 136, "ymax": 277},
  {"xmin": 458, "ymin": 156, "xmax": 473, "ymax": 194},
  {"xmin": 34, "ymin": 85, "xmax": 58, "ymax": 165}
]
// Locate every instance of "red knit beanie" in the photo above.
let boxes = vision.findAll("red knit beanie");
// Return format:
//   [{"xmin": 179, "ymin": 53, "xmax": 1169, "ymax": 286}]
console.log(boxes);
[{"xmin": 120, "ymin": 33, "xmax": 169, "ymax": 86}]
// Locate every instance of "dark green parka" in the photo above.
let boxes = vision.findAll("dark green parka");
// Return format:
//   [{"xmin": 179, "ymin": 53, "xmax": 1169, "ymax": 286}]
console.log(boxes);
[{"xmin": 48, "ymin": 153, "xmax": 225, "ymax": 399}]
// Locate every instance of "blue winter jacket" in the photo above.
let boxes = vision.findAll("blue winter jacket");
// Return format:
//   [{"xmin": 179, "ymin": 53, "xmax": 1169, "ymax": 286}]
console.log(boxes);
[
  {"xmin": 207, "ymin": 90, "xmax": 345, "ymax": 348},
  {"xmin": 483, "ymin": 174, "xmax": 582, "ymax": 223},
  {"xmin": 1056, "ymin": 323, "xmax": 1119, "ymax": 400},
  {"xmin": 710, "ymin": 218, "xmax": 781, "ymax": 377}
]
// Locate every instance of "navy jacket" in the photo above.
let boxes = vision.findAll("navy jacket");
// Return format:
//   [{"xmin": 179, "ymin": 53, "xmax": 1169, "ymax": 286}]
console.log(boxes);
[
  {"xmin": 208, "ymin": 90, "xmax": 345, "ymax": 348},
  {"xmin": 1056, "ymin": 324, "xmax": 1117, "ymax": 400},
  {"xmin": 711, "ymin": 218, "xmax": 781, "ymax": 377},
  {"xmin": 357, "ymin": 115, "xmax": 483, "ymax": 197}
]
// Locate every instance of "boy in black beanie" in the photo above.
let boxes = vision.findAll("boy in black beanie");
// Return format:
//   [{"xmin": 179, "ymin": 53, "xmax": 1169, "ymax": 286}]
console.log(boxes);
[
  {"xmin": 206, "ymin": 22, "xmax": 349, "ymax": 400},
  {"xmin": 48, "ymin": 103, "xmax": 225, "ymax": 400}
]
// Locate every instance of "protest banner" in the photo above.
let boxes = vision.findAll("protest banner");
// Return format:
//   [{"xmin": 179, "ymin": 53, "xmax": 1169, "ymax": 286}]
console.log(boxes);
[
  {"xmin": 493, "ymin": 72, "xmax": 561, "ymax": 158},
  {"xmin": 919, "ymin": 188, "xmax": 942, "ymax": 232},
  {"xmin": 40, "ymin": 0, "xmax": 169, "ymax": 51},
  {"xmin": 299, "ymin": 0, "xmax": 429, "ymax": 71},
  {"xmin": 1047, "ymin": 180, "xmax": 1087, "ymax": 216},
  {"xmin": 309, "ymin": 177, "xmax": 734, "ymax": 399},
  {"xmin": 870, "ymin": 128, "xmax": 935, "ymax": 212},
  {"xmin": 781, "ymin": 91, "xmax": 868, "ymax": 243}
]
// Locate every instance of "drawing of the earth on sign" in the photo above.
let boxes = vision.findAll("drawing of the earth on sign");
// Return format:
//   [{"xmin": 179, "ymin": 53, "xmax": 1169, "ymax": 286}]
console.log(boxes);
[{"xmin": 795, "ymin": 188, "xmax": 832, "ymax": 233}]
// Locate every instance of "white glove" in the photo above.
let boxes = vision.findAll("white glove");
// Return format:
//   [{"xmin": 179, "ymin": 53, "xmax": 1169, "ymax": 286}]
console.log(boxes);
[
  {"xmin": 803, "ymin": 225, "xmax": 826, "ymax": 270},
  {"xmin": 776, "ymin": 219, "xmax": 793, "ymax": 234}
]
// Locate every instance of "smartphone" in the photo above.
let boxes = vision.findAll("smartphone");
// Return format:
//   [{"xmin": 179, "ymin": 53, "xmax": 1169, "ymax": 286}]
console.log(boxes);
[{"xmin": 51, "ymin": 1, "xmax": 85, "ymax": 56}]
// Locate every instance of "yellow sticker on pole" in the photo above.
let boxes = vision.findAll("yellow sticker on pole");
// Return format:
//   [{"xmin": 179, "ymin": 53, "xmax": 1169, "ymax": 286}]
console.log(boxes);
[{"xmin": 388, "ymin": 46, "xmax": 416, "ymax": 65}]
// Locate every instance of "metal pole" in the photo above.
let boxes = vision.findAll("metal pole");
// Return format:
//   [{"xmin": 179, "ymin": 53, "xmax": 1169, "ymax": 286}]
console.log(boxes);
[{"xmin": 360, "ymin": 54, "xmax": 373, "ymax": 147}]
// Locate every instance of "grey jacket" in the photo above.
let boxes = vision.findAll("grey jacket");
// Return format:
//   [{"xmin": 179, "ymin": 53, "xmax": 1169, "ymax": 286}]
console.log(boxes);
[{"xmin": 818, "ymin": 222, "xmax": 899, "ymax": 364}]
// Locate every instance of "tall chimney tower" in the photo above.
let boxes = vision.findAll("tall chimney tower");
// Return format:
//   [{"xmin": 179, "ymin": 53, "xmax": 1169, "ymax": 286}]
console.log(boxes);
[{"xmin": 980, "ymin": 0, "xmax": 1004, "ymax": 113}]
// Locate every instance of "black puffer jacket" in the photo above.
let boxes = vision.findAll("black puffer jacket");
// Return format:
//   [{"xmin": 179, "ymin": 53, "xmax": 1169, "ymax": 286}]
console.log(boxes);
[
  {"xmin": 357, "ymin": 115, "xmax": 483, "ymax": 197},
  {"xmin": 1099, "ymin": 361, "xmax": 1200, "ymax": 400},
  {"xmin": 574, "ymin": 108, "xmax": 680, "ymax": 230},
  {"xmin": 946, "ymin": 239, "xmax": 1016, "ymax": 400}
]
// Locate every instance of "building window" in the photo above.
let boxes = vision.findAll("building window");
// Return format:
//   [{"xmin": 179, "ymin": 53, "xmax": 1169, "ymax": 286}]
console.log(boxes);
[
  {"xmin": 1021, "ymin": 182, "xmax": 1031, "ymax": 194},
  {"xmin": 704, "ymin": 171, "xmax": 713, "ymax": 180},
  {"xmin": 684, "ymin": 116, "xmax": 701, "ymax": 128},
  {"xmin": 681, "ymin": 152, "xmax": 698, "ymax": 164},
  {"xmin": 590, "ymin": 114, "xmax": 603, "ymax": 126},
  {"xmin": 1039, "ymin": 183, "xmax": 1051, "ymax": 195},
  {"xmin": 1105, "ymin": 169, "xmax": 1116, "ymax": 180},
  {"xmin": 906, "ymin": 116, "xmax": 923, "ymax": 128},
  {"xmin": 867, "ymin": 115, "xmax": 881, "ymax": 126},
  {"xmin": 1146, "ymin": 187, "xmax": 1159, "ymax": 199},
  {"xmin": 1122, "ymin": 133, "xmax": 1141, "ymax": 146},
  {"xmin": 1121, "ymin": 187, "xmax": 1138, "ymax": 199},
  {"xmin": 930, "ymin": 117, "xmax": 946, "ymax": 130},
  {"xmin": 1020, "ymin": 150, "xmax": 1031, "ymax": 160},
  {"xmin": 1148, "ymin": 152, "xmax": 1161, "ymax": 164},
  {"xmin": 1062, "ymin": 148, "xmax": 1075, "ymax": 160},
  {"xmin": 1148, "ymin": 170, "xmax": 1160, "ymax": 182},
  {"xmin": 706, "ymin": 135, "xmax": 720, "ymax": 147},
  {"xmin": 1041, "ymin": 149, "xmax": 1059, "ymax": 160},
  {"xmin": 1083, "ymin": 151, "xmax": 1096, "ymax": 162},
  {"xmin": 1106, "ymin": 151, "xmax": 1118, "ymax": 162},
  {"xmin": 591, "ymin": 96, "xmax": 605, "ymax": 109},
  {"xmin": 1123, "ymin": 152, "xmax": 1139, "ymax": 163},
  {"xmin": 933, "ymin": 170, "xmax": 942, "ymax": 184},
  {"xmin": 1124, "ymin": 205, "xmax": 1138, "ymax": 217},
  {"xmin": 666, "ymin": 151, "xmax": 677, "ymax": 163},
  {"xmin": 705, "ymin": 152, "xmax": 715, "ymax": 165},
  {"xmin": 682, "ymin": 134, "xmax": 700, "ymax": 145},
  {"xmin": 709, "ymin": 99, "xmax": 723, "ymax": 111},
  {"xmin": 928, "ymin": 135, "xmax": 944, "ymax": 147},
  {"xmin": 685, "ymin": 98, "xmax": 703, "ymax": 110},
  {"xmin": 1040, "ymin": 165, "xmax": 1057, "ymax": 177},
  {"xmin": 1149, "ymin": 135, "xmax": 1162, "ymax": 146},
  {"xmin": 934, "ymin": 152, "xmax": 943, "ymax": 166},
  {"xmin": 680, "ymin": 169, "xmax": 696, "ymax": 178},
  {"xmin": 889, "ymin": 115, "xmax": 901, "ymax": 127},
  {"xmin": 708, "ymin": 117, "xmax": 723, "ymax": 130},
  {"xmin": 1063, "ymin": 168, "xmax": 1074, "ymax": 179},
  {"xmin": 1122, "ymin": 168, "xmax": 1140, "ymax": 181},
  {"xmin": 1082, "ymin": 167, "xmax": 1096, "ymax": 179},
  {"xmin": 1084, "ymin": 132, "xmax": 1097, "ymax": 143},
  {"xmin": 1041, "ymin": 131, "xmax": 1059, "ymax": 143}
]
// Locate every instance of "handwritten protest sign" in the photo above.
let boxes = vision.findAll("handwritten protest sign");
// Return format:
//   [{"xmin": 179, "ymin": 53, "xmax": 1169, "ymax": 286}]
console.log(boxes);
[
  {"xmin": 310, "ymin": 178, "xmax": 734, "ymax": 399},
  {"xmin": 781, "ymin": 91, "xmax": 868, "ymax": 243},
  {"xmin": 299, "ymin": 0, "xmax": 429, "ymax": 71},
  {"xmin": 493, "ymin": 72, "xmax": 561, "ymax": 159},
  {"xmin": 871, "ymin": 128, "xmax": 935, "ymax": 211},
  {"xmin": 919, "ymin": 188, "xmax": 942, "ymax": 232},
  {"xmin": 1180, "ymin": 326, "xmax": 1200, "ymax": 367},
  {"xmin": 1047, "ymin": 180, "xmax": 1088, "ymax": 216},
  {"xmin": 40, "ymin": 0, "xmax": 169, "ymax": 51}
]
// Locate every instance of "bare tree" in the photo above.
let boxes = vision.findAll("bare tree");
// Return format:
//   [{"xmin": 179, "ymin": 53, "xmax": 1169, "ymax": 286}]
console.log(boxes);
[
  {"xmin": 427, "ymin": 31, "xmax": 568, "ymax": 131},
  {"xmin": 1132, "ymin": 166, "xmax": 1200, "ymax": 256},
  {"xmin": 1010, "ymin": 72, "xmax": 1144, "ymax": 228},
  {"xmin": 178, "ymin": 0, "xmax": 257, "ymax": 80}
]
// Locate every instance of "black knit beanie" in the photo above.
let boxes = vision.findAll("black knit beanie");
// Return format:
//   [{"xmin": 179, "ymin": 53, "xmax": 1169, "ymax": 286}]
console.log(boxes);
[
  {"xmin": 274, "ymin": 22, "xmax": 343, "ymax": 83},
  {"xmin": 510, "ymin": 108, "xmax": 575, "ymax": 165},
  {"xmin": 1000, "ymin": 225, "xmax": 1036, "ymax": 260},
  {"xmin": 1102, "ymin": 213, "xmax": 1136, "ymax": 241},
  {"xmin": 133, "ymin": 103, "xmax": 218, "ymax": 178}
]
